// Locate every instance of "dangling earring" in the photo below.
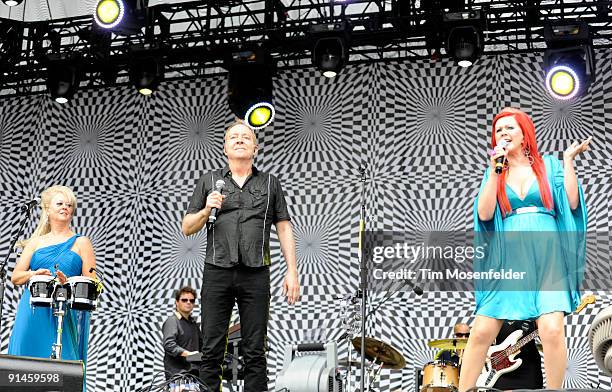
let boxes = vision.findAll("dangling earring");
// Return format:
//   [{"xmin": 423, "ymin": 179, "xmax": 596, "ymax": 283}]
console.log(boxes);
[{"xmin": 523, "ymin": 146, "xmax": 534, "ymax": 166}]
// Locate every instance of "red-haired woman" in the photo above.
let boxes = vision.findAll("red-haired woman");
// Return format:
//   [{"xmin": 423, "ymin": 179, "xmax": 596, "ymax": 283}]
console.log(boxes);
[{"xmin": 458, "ymin": 108, "xmax": 591, "ymax": 391}]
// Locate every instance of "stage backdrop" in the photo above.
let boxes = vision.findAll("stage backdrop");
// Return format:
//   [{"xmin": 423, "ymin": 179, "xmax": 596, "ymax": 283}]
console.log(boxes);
[{"xmin": 0, "ymin": 51, "xmax": 611, "ymax": 391}]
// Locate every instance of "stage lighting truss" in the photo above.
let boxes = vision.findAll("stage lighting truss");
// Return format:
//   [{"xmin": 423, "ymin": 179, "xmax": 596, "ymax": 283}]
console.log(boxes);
[
  {"xmin": 443, "ymin": 10, "xmax": 485, "ymax": 67},
  {"xmin": 543, "ymin": 21, "xmax": 595, "ymax": 100},
  {"xmin": 4, "ymin": 1, "xmax": 612, "ymax": 97},
  {"xmin": 310, "ymin": 21, "xmax": 351, "ymax": 78},
  {"xmin": 227, "ymin": 49, "xmax": 276, "ymax": 129}
]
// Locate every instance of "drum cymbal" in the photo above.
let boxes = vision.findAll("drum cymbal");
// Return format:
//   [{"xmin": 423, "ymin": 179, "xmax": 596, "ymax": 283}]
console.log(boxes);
[
  {"xmin": 351, "ymin": 337, "xmax": 406, "ymax": 369},
  {"xmin": 427, "ymin": 338, "xmax": 469, "ymax": 350}
]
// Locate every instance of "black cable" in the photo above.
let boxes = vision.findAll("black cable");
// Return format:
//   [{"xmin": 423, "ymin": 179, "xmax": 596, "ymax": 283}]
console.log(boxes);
[
  {"xmin": 132, "ymin": 370, "xmax": 171, "ymax": 392},
  {"xmin": 45, "ymin": 0, "xmax": 51, "ymax": 20}
]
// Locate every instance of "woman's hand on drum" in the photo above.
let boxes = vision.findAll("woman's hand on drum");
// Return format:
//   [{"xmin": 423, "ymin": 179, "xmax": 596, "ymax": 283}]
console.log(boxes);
[
  {"xmin": 564, "ymin": 136, "xmax": 592, "ymax": 162},
  {"xmin": 55, "ymin": 270, "xmax": 68, "ymax": 284},
  {"xmin": 31, "ymin": 268, "xmax": 52, "ymax": 278}
]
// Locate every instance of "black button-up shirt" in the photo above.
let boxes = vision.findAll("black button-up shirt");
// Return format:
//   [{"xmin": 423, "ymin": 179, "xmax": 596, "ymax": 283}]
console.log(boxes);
[
  {"xmin": 186, "ymin": 165, "xmax": 290, "ymax": 267},
  {"xmin": 161, "ymin": 312, "xmax": 203, "ymax": 377}
]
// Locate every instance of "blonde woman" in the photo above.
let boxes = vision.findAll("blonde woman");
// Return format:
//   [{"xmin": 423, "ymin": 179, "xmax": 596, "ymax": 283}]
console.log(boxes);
[{"xmin": 8, "ymin": 185, "xmax": 96, "ymax": 361}]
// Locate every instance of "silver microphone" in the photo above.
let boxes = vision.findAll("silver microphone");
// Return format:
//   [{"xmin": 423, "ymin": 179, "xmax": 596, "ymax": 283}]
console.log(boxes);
[{"xmin": 208, "ymin": 179, "xmax": 226, "ymax": 225}]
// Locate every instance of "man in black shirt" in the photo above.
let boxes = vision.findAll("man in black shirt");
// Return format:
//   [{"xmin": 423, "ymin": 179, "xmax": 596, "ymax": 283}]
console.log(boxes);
[
  {"xmin": 162, "ymin": 286, "xmax": 203, "ymax": 379},
  {"xmin": 436, "ymin": 322, "xmax": 470, "ymax": 366},
  {"xmin": 182, "ymin": 120, "xmax": 300, "ymax": 392}
]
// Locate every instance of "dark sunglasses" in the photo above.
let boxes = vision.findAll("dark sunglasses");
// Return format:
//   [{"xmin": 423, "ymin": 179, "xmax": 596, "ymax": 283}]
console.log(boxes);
[
  {"xmin": 180, "ymin": 298, "xmax": 196, "ymax": 303},
  {"xmin": 456, "ymin": 333, "xmax": 470, "ymax": 338}
]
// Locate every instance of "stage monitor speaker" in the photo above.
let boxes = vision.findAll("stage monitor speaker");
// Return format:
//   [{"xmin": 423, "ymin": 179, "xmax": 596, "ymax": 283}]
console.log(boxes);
[{"xmin": 0, "ymin": 354, "xmax": 84, "ymax": 392}]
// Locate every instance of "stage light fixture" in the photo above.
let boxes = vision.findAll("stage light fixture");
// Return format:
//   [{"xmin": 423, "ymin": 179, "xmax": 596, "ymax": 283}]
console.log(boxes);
[
  {"xmin": 543, "ymin": 22, "xmax": 594, "ymax": 100},
  {"xmin": 0, "ymin": 21, "xmax": 23, "ymax": 67},
  {"xmin": 93, "ymin": 0, "xmax": 147, "ymax": 35},
  {"xmin": 443, "ymin": 10, "xmax": 484, "ymax": 67},
  {"xmin": 45, "ymin": 55, "xmax": 80, "ymax": 104},
  {"xmin": 94, "ymin": 0, "xmax": 124, "ymax": 29},
  {"xmin": 129, "ymin": 55, "xmax": 164, "ymax": 95},
  {"xmin": 546, "ymin": 65, "xmax": 579, "ymax": 100},
  {"xmin": 447, "ymin": 26, "xmax": 482, "ymax": 67},
  {"xmin": 310, "ymin": 22, "xmax": 350, "ymax": 78},
  {"xmin": 2, "ymin": 0, "xmax": 23, "ymax": 6},
  {"xmin": 227, "ymin": 49, "xmax": 275, "ymax": 130},
  {"xmin": 313, "ymin": 37, "xmax": 346, "ymax": 78}
]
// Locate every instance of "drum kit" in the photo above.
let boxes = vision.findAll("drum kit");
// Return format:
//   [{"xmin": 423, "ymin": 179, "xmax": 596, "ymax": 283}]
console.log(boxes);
[
  {"xmin": 337, "ymin": 336, "xmax": 462, "ymax": 392},
  {"xmin": 335, "ymin": 292, "xmax": 465, "ymax": 392},
  {"xmin": 28, "ymin": 274, "xmax": 101, "ymax": 359}
]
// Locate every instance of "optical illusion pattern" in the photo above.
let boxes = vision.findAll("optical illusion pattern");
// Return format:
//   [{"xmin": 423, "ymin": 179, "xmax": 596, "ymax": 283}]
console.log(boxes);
[{"xmin": 0, "ymin": 52, "xmax": 611, "ymax": 391}]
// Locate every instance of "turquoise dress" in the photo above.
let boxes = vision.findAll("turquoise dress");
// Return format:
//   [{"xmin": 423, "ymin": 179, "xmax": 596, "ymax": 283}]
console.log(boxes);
[
  {"xmin": 8, "ymin": 234, "xmax": 90, "ymax": 362},
  {"xmin": 473, "ymin": 156, "xmax": 587, "ymax": 320}
]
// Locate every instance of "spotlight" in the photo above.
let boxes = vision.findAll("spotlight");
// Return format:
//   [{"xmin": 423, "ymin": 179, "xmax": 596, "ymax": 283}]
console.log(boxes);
[
  {"xmin": 443, "ymin": 10, "xmax": 484, "ymax": 67},
  {"xmin": 94, "ymin": 0, "xmax": 124, "ymax": 29},
  {"xmin": 447, "ymin": 26, "xmax": 482, "ymax": 67},
  {"xmin": 543, "ymin": 22, "xmax": 594, "ymax": 100},
  {"xmin": 313, "ymin": 37, "xmax": 346, "ymax": 78},
  {"xmin": 93, "ymin": 0, "xmax": 147, "ymax": 35},
  {"xmin": 2, "ymin": 0, "xmax": 23, "ymax": 6},
  {"xmin": 129, "ymin": 54, "xmax": 164, "ymax": 95},
  {"xmin": 546, "ymin": 65, "xmax": 579, "ymax": 100},
  {"xmin": 227, "ymin": 49, "xmax": 275, "ymax": 130},
  {"xmin": 45, "ymin": 55, "xmax": 80, "ymax": 104},
  {"xmin": 310, "ymin": 22, "xmax": 350, "ymax": 78}
]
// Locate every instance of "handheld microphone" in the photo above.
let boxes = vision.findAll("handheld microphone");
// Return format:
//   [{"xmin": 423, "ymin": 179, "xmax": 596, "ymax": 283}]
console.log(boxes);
[
  {"xmin": 208, "ymin": 179, "xmax": 226, "ymax": 225},
  {"xmin": 21, "ymin": 198, "xmax": 40, "ymax": 212},
  {"xmin": 494, "ymin": 139, "xmax": 509, "ymax": 174}
]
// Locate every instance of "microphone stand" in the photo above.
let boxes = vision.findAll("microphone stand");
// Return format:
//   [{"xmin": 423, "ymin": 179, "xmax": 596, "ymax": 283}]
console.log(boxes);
[
  {"xmin": 0, "ymin": 205, "xmax": 33, "ymax": 347},
  {"xmin": 367, "ymin": 279, "xmax": 422, "ymax": 320},
  {"xmin": 358, "ymin": 166, "xmax": 367, "ymax": 392}
]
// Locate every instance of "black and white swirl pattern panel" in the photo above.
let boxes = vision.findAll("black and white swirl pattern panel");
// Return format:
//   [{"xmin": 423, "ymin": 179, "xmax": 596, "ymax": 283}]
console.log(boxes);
[{"xmin": 0, "ymin": 52, "xmax": 610, "ymax": 391}]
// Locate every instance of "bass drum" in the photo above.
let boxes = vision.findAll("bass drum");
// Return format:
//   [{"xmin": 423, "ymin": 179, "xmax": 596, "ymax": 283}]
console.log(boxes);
[{"xmin": 421, "ymin": 360, "xmax": 459, "ymax": 392}]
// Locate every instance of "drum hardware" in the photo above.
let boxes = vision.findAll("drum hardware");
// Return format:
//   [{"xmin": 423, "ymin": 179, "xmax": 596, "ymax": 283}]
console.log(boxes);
[
  {"xmin": 26, "ymin": 274, "xmax": 102, "ymax": 360},
  {"xmin": 50, "ymin": 284, "xmax": 69, "ymax": 359},
  {"xmin": 187, "ymin": 323, "xmax": 243, "ymax": 392},
  {"xmin": 339, "ymin": 293, "xmax": 361, "ymax": 391}
]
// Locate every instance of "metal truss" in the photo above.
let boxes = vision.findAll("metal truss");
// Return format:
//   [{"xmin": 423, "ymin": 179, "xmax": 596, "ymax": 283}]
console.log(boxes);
[{"xmin": 1, "ymin": 0, "xmax": 612, "ymax": 97}]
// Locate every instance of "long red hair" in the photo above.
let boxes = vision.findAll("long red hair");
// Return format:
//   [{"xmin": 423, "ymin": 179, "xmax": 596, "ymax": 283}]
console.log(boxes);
[{"xmin": 491, "ymin": 108, "xmax": 553, "ymax": 216}]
